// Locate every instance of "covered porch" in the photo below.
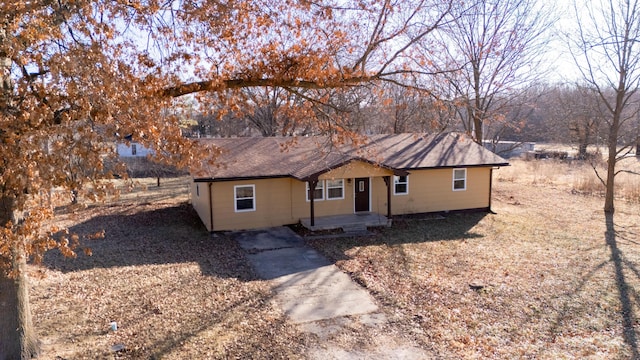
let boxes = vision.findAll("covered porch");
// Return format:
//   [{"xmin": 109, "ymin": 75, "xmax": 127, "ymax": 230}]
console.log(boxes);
[{"xmin": 300, "ymin": 212, "xmax": 392, "ymax": 232}]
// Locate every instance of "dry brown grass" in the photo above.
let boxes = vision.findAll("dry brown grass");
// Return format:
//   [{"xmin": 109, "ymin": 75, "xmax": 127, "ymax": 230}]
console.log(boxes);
[
  {"xmin": 308, "ymin": 163, "xmax": 640, "ymax": 359},
  {"xmin": 496, "ymin": 158, "xmax": 640, "ymax": 203},
  {"xmin": 30, "ymin": 165, "xmax": 640, "ymax": 359},
  {"xmin": 32, "ymin": 178, "xmax": 316, "ymax": 359}
]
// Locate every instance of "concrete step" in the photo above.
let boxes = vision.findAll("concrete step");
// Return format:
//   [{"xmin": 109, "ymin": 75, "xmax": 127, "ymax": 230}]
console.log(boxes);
[{"xmin": 341, "ymin": 223, "xmax": 368, "ymax": 233}]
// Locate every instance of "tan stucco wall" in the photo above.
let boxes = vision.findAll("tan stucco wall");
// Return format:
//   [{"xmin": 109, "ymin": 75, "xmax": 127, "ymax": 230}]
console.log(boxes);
[
  {"xmin": 190, "ymin": 166, "xmax": 493, "ymax": 231},
  {"xmin": 290, "ymin": 179, "xmax": 355, "ymax": 217},
  {"xmin": 191, "ymin": 181, "xmax": 212, "ymax": 231},
  {"xmin": 390, "ymin": 167, "xmax": 491, "ymax": 214},
  {"xmin": 210, "ymin": 178, "xmax": 295, "ymax": 231},
  {"xmin": 319, "ymin": 160, "xmax": 393, "ymax": 180}
]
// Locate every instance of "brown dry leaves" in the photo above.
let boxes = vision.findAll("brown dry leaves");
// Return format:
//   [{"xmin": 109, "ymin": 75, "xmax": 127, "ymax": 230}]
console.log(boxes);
[
  {"xmin": 31, "ymin": 179, "xmax": 314, "ymax": 359},
  {"xmin": 30, "ymin": 162, "xmax": 640, "ymax": 359}
]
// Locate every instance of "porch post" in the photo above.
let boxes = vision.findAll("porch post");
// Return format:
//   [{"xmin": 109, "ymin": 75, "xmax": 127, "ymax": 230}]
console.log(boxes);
[
  {"xmin": 383, "ymin": 176, "xmax": 391, "ymax": 218},
  {"xmin": 309, "ymin": 180, "xmax": 318, "ymax": 227}
]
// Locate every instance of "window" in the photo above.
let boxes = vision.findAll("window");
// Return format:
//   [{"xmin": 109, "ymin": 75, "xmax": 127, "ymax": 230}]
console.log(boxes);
[
  {"xmin": 393, "ymin": 175, "xmax": 408, "ymax": 195},
  {"xmin": 234, "ymin": 185, "xmax": 255, "ymax": 212},
  {"xmin": 453, "ymin": 168, "xmax": 467, "ymax": 191},
  {"xmin": 131, "ymin": 143, "xmax": 137, "ymax": 155},
  {"xmin": 196, "ymin": 184, "xmax": 200, "ymax": 197},
  {"xmin": 306, "ymin": 181, "xmax": 324, "ymax": 201},
  {"xmin": 326, "ymin": 179, "xmax": 344, "ymax": 200}
]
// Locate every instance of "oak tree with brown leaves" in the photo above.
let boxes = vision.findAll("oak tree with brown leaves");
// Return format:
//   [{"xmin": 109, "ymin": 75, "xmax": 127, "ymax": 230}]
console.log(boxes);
[{"xmin": 0, "ymin": 0, "xmax": 455, "ymax": 358}]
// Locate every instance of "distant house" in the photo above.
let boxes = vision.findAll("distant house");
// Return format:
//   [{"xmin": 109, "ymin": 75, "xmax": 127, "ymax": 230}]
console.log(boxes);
[
  {"xmin": 483, "ymin": 140, "xmax": 535, "ymax": 158},
  {"xmin": 190, "ymin": 133, "xmax": 509, "ymax": 232},
  {"xmin": 116, "ymin": 135, "xmax": 154, "ymax": 158}
]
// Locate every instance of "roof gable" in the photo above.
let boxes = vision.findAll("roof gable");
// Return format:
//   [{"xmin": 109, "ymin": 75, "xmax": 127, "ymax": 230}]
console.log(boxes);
[
  {"xmin": 317, "ymin": 159, "xmax": 398, "ymax": 180},
  {"xmin": 191, "ymin": 133, "xmax": 509, "ymax": 181}
]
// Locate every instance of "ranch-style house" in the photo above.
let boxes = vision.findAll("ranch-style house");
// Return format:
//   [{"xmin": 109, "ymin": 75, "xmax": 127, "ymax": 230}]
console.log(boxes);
[{"xmin": 190, "ymin": 132, "xmax": 509, "ymax": 232}]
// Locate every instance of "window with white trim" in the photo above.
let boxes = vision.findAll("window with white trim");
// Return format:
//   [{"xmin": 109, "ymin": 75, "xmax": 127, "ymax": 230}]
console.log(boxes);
[
  {"xmin": 306, "ymin": 181, "xmax": 324, "ymax": 201},
  {"xmin": 326, "ymin": 179, "xmax": 344, "ymax": 200},
  {"xmin": 234, "ymin": 185, "xmax": 255, "ymax": 212},
  {"xmin": 393, "ymin": 175, "xmax": 408, "ymax": 195},
  {"xmin": 453, "ymin": 168, "xmax": 467, "ymax": 191}
]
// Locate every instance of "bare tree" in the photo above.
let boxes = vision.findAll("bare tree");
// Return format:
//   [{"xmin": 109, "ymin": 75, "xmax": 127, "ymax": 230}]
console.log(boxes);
[
  {"xmin": 194, "ymin": 111, "xmax": 252, "ymax": 138},
  {"xmin": 427, "ymin": 0, "xmax": 555, "ymax": 144},
  {"xmin": 561, "ymin": 85, "xmax": 607, "ymax": 159},
  {"xmin": 374, "ymin": 83, "xmax": 427, "ymax": 134},
  {"xmin": 569, "ymin": 0, "xmax": 640, "ymax": 213},
  {"xmin": 242, "ymin": 87, "xmax": 305, "ymax": 136}
]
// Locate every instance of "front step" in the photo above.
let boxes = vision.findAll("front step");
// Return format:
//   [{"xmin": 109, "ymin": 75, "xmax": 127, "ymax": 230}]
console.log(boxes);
[{"xmin": 341, "ymin": 223, "xmax": 368, "ymax": 234}]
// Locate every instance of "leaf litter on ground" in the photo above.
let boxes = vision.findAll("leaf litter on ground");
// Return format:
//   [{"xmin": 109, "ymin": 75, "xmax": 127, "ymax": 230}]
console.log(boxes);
[{"xmin": 29, "ymin": 166, "xmax": 640, "ymax": 359}]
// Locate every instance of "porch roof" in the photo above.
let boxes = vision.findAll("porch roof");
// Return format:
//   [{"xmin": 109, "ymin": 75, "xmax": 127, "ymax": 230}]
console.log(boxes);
[{"xmin": 191, "ymin": 132, "xmax": 509, "ymax": 182}]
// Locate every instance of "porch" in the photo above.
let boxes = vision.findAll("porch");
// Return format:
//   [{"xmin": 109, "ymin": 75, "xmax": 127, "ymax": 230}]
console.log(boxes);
[{"xmin": 300, "ymin": 212, "xmax": 392, "ymax": 232}]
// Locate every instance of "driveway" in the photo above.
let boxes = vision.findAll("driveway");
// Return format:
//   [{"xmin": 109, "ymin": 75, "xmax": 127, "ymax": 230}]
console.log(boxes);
[
  {"xmin": 234, "ymin": 226, "xmax": 379, "ymax": 322},
  {"xmin": 234, "ymin": 227, "xmax": 431, "ymax": 359}
]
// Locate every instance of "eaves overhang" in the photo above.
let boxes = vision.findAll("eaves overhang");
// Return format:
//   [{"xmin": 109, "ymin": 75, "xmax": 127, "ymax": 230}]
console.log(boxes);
[{"xmin": 297, "ymin": 157, "xmax": 409, "ymax": 182}]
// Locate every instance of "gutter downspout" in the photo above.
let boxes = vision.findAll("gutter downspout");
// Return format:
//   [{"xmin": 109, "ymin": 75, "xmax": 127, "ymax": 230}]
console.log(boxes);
[{"xmin": 208, "ymin": 182, "xmax": 214, "ymax": 232}]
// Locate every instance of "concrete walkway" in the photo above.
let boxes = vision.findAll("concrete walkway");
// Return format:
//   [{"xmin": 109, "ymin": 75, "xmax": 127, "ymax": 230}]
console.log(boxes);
[
  {"xmin": 234, "ymin": 227, "xmax": 431, "ymax": 359},
  {"xmin": 235, "ymin": 227, "xmax": 379, "ymax": 323}
]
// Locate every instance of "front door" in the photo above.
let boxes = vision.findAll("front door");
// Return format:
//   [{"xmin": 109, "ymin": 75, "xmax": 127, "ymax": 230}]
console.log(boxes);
[{"xmin": 354, "ymin": 177, "xmax": 370, "ymax": 212}]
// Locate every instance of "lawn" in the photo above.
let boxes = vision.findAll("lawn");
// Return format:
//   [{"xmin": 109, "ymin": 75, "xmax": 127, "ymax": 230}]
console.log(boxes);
[
  {"xmin": 309, "ymin": 159, "xmax": 640, "ymax": 359},
  {"xmin": 30, "ymin": 159, "xmax": 640, "ymax": 359},
  {"xmin": 33, "ymin": 178, "xmax": 315, "ymax": 359}
]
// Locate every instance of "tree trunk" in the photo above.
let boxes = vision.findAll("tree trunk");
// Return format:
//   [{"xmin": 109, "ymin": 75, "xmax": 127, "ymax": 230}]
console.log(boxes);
[
  {"xmin": 604, "ymin": 135, "xmax": 617, "ymax": 213},
  {"xmin": 473, "ymin": 115, "xmax": 483, "ymax": 145},
  {"xmin": 71, "ymin": 189, "xmax": 79, "ymax": 204},
  {"xmin": 0, "ymin": 249, "xmax": 40, "ymax": 360},
  {"xmin": 0, "ymin": 23, "xmax": 39, "ymax": 360},
  {"xmin": 578, "ymin": 141, "xmax": 588, "ymax": 160},
  {"xmin": 0, "ymin": 195, "xmax": 40, "ymax": 360},
  {"xmin": 604, "ymin": 105, "xmax": 621, "ymax": 213},
  {"xmin": 472, "ymin": 59, "xmax": 483, "ymax": 145}
]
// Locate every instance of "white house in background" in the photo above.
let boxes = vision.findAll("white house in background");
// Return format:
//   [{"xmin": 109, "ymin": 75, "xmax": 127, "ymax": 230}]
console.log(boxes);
[{"xmin": 116, "ymin": 135, "xmax": 154, "ymax": 157}]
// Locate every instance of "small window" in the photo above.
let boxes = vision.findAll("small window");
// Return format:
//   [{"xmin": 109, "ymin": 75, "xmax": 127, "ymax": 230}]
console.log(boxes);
[
  {"xmin": 453, "ymin": 169, "xmax": 467, "ymax": 191},
  {"xmin": 234, "ymin": 185, "xmax": 255, "ymax": 212},
  {"xmin": 196, "ymin": 184, "xmax": 200, "ymax": 197},
  {"xmin": 393, "ymin": 175, "xmax": 408, "ymax": 195},
  {"xmin": 306, "ymin": 181, "xmax": 324, "ymax": 201},
  {"xmin": 131, "ymin": 144, "xmax": 137, "ymax": 155},
  {"xmin": 326, "ymin": 179, "xmax": 344, "ymax": 200}
]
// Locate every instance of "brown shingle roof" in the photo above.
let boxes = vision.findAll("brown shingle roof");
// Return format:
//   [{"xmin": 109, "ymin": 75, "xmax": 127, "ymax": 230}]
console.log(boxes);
[{"xmin": 191, "ymin": 133, "xmax": 509, "ymax": 181}]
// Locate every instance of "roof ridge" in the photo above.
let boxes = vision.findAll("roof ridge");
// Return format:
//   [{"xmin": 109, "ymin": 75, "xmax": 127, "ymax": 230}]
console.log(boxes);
[{"xmin": 192, "ymin": 132, "xmax": 509, "ymax": 181}]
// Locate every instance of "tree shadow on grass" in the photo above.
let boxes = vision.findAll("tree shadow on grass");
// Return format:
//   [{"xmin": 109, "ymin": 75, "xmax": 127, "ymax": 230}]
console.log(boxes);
[
  {"xmin": 548, "ymin": 213, "xmax": 639, "ymax": 358},
  {"xmin": 43, "ymin": 203, "xmax": 254, "ymax": 280},
  {"xmin": 39, "ymin": 203, "xmax": 318, "ymax": 359},
  {"xmin": 605, "ymin": 212, "xmax": 639, "ymax": 358},
  {"xmin": 306, "ymin": 211, "xmax": 487, "ymax": 262},
  {"xmin": 390, "ymin": 211, "xmax": 487, "ymax": 241}
]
